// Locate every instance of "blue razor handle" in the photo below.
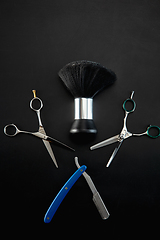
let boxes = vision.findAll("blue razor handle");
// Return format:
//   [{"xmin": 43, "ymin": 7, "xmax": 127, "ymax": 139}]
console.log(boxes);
[{"xmin": 44, "ymin": 165, "xmax": 87, "ymax": 223}]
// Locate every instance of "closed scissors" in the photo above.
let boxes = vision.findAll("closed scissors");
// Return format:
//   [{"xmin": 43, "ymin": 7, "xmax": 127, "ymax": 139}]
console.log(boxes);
[
  {"xmin": 4, "ymin": 90, "xmax": 75, "ymax": 168},
  {"xmin": 90, "ymin": 91, "xmax": 160, "ymax": 167}
]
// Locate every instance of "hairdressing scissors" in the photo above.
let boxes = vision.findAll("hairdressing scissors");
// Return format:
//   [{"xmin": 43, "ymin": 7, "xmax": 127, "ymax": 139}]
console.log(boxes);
[
  {"xmin": 90, "ymin": 91, "xmax": 160, "ymax": 167},
  {"xmin": 4, "ymin": 90, "xmax": 75, "ymax": 168}
]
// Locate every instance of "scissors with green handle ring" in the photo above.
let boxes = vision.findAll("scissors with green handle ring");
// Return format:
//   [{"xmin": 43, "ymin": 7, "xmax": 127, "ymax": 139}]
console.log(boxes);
[
  {"xmin": 145, "ymin": 125, "xmax": 160, "ymax": 138},
  {"xmin": 4, "ymin": 90, "xmax": 75, "ymax": 168},
  {"xmin": 90, "ymin": 91, "xmax": 160, "ymax": 167}
]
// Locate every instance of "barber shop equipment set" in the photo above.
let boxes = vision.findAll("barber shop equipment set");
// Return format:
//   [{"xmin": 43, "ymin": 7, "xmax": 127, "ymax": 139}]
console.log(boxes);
[{"xmin": 4, "ymin": 60, "xmax": 160, "ymax": 223}]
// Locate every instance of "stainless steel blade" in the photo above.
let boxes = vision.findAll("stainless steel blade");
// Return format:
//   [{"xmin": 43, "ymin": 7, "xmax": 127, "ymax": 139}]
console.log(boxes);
[
  {"xmin": 75, "ymin": 157, "xmax": 110, "ymax": 219},
  {"xmin": 47, "ymin": 136, "xmax": 75, "ymax": 152},
  {"xmin": 90, "ymin": 134, "xmax": 120, "ymax": 150},
  {"xmin": 75, "ymin": 157, "xmax": 97, "ymax": 195},
  {"xmin": 93, "ymin": 192, "xmax": 110, "ymax": 220},
  {"xmin": 106, "ymin": 140, "xmax": 124, "ymax": 167},
  {"xmin": 39, "ymin": 126, "xmax": 58, "ymax": 168}
]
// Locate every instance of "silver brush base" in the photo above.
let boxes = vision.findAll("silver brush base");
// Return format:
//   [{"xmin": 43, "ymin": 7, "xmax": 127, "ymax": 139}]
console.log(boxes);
[
  {"xmin": 74, "ymin": 98, "xmax": 93, "ymax": 120},
  {"xmin": 70, "ymin": 98, "xmax": 97, "ymax": 135}
]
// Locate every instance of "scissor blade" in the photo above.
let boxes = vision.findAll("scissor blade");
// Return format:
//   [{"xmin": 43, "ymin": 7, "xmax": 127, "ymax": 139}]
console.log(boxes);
[
  {"xmin": 47, "ymin": 136, "xmax": 75, "ymax": 152},
  {"xmin": 39, "ymin": 127, "xmax": 58, "ymax": 168},
  {"xmin": 42, "ymin": 139, "xmax": 58, "ymax": 168},
  {"xmin": 90, "ymin": 135, "xmax": 119, "ymax": 150},
  {"xmin": 106, "ymin": 140, "xmax": 124, "ymax": 167}
]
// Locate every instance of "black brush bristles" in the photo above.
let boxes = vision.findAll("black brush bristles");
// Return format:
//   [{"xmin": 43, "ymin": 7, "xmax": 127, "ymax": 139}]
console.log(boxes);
[
  {"xmin": 58, "ymin": 60, "xmax": 117, "ymax": 140},
  {"xmin": 58, "ymin": 60, "xmax": 117, "ymax": 98}
]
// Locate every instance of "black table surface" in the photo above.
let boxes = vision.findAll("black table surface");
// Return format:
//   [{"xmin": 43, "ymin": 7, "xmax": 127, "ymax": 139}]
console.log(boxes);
[{"xmin": 1, "ymin": 0, "xmax": 160, "ymax": 237}]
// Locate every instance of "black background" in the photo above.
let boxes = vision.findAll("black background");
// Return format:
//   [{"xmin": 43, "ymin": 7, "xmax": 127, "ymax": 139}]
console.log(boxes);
[{"xmin": 1, "ymin": 0, "xmax": 160, "ymax": 237}]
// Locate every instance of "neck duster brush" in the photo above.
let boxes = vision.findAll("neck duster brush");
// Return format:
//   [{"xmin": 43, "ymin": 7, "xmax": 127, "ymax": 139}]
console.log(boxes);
[{"xmin": 58, "ymin": 60, "xmax": 117, "ymax": 138}]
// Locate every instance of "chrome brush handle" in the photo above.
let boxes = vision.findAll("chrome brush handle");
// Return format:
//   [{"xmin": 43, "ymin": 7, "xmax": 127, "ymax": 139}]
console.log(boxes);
[
  {"xmin": 70, "ymin": 97, "xmax": 97, "ymax": 137},
  {"xmin": 74, "ymin": 98, "xmax": 93, "ymax": 120}
]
